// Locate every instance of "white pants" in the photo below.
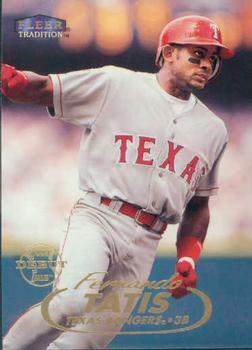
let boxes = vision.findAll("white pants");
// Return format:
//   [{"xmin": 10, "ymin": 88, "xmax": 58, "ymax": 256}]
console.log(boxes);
[{"xmin": 3, "ymin": 192, "xmax": 162, "ymax": 349}]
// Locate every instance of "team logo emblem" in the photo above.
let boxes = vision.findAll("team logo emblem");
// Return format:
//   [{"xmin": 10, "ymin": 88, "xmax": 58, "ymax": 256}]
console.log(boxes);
[{"xmin": 210, "ymin": 23, "xmax": 220, "ymax": 40}]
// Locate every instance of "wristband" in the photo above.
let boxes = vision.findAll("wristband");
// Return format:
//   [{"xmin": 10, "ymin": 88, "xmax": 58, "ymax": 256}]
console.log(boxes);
[
  {"xmin": 176, "ymin": 235, "xmax": 202, "ymax": 263},
  {"xmin": 177, "ymin": 256, "xmax": 195, "ymax": 270}
]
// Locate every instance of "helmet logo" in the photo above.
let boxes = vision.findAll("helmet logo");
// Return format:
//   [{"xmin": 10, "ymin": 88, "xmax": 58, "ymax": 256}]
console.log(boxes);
[
  {"xmin": 185, "ymin": 24, "xmax": 201, "ymax": 38},
  {"xmin": 210, "ymin": 23, "xmax": 219, "ymax": 40}
]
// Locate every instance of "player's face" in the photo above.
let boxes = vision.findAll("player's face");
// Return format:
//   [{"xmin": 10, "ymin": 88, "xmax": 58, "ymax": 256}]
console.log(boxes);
[{"xmin": 166, "ymin": 45, "xmax": 220, "ymax": 91}]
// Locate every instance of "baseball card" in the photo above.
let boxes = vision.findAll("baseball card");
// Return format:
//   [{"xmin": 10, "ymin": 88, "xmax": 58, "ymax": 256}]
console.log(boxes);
[{"xmin": 2, "ymin": 1, "xmax": 252, "ymax": 349}]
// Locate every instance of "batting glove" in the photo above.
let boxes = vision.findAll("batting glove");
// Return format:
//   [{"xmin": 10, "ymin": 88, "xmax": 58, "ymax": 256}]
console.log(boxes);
[
  {"xmin": 1, "ymin": 64, "xmax": 29, "ymax": 99},
  {"xmin": 168, "ymin": 259, "xmax": 197, "ymax": 299}
]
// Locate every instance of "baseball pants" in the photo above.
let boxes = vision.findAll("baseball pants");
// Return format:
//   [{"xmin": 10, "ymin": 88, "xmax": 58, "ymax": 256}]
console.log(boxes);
[{"xmin": 3, "ymin": 191, "xmax": 162, "ymax": 349}]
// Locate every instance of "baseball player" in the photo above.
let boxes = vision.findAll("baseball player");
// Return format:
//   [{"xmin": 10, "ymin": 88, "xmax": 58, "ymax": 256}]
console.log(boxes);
[{"xmin": 2, "ymin": 15, "xmax": 234, "ymax": 350}]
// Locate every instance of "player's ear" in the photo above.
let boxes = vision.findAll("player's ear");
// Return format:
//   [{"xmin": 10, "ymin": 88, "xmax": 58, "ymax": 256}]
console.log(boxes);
[{"xmin": 162, "ymin": 45, "xmax": 175, "ymax": 63}]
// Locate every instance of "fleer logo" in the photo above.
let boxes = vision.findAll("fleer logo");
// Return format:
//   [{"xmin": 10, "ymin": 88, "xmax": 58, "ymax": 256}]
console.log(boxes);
[
  {"xmin": 15, "ymin": 14, "xmax": 70, "ymax": 39},
  {"xmin": 41, "ymin": 272, "xmax": 213, "ymax": 334},
  {"xmin": 16, "ymin": 243, "xmax": 67, "ymax": 287}
]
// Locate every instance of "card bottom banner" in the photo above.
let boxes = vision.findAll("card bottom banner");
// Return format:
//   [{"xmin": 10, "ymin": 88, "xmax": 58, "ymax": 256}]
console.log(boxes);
[{"xmin": 2, "ymin": 256, "xmax": 252, "ymax": 349}]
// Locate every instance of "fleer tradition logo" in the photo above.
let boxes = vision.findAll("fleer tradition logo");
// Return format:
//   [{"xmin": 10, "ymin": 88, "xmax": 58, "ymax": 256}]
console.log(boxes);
[{"xmin": 15, "ymin": 14, "xmax": 70, "ymax": 38}]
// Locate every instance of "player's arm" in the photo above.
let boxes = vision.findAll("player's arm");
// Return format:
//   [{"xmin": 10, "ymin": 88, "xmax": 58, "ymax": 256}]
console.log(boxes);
[
  {"xmin": 169, "ymin": 196, "xmax": 210, "ymax": 298},
  {"xmin": 1, "ymin": 64, "xmax": 53, "ymax": 106}
]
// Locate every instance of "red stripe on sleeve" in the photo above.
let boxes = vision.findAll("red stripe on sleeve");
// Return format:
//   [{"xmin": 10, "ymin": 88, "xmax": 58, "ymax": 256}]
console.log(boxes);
[{"xmin": 56, "ymin": 74, "xmax": 63, "ymax": 117}]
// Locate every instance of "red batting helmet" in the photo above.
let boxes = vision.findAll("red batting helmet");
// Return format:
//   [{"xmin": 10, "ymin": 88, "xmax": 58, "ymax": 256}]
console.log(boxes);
[{"xmin": 155, "ymin": 15, "xmax": 234, "ymax": 69}]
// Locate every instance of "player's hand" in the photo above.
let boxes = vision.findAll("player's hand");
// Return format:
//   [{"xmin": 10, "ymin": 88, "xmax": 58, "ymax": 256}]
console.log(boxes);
[
  {"xmin": 1, "ymin": 64, "xmax": 29, "ymax": 99},
  {"xmin": 168, "ymin": 260, "xmax": 197, "ymax": 299}
]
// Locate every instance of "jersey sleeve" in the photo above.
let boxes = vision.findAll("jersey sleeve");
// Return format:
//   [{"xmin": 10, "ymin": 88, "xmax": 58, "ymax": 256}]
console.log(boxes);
[
  {"xmin": 47, "ymin": 67, "xmax": 110, "ymax": 127},
  {"xmin": 195, "ymin": 141, "xmax": 228, "ymax": 197}
]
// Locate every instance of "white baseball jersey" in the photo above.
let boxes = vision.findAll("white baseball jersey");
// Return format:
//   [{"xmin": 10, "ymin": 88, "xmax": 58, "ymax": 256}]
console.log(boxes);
[
  {"xmin": 5, "ymin": 65, "xmax": 229, "ymax": 350},
  {"xmin": 48, "ymin": 66, "xmax": 228, "ymax": 224}
]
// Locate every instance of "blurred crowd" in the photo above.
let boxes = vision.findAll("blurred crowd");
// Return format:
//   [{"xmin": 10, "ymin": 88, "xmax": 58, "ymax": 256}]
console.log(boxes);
[
  {"xmin": 2, "ymin": 105, "xmax": 252, "ymax": 255},
  {"xmin": 3, "ymin": 0, "xmax": 252, "ymax": 55}
]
